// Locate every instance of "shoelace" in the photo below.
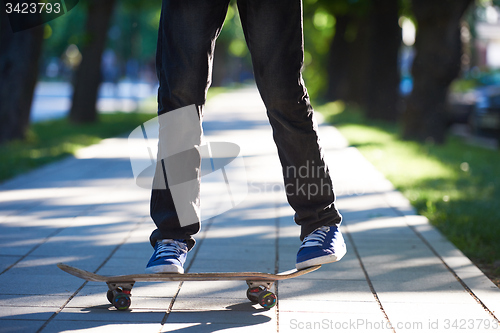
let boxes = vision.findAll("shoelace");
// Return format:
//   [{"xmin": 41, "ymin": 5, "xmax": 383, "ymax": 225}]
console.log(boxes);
[
  {"xmin": 156, "ymin": 239, "xmax": 188, "ymax": 258},
  {"xmin": 300, "ymin": 226, "xmax": 330, "ymax": 248}
]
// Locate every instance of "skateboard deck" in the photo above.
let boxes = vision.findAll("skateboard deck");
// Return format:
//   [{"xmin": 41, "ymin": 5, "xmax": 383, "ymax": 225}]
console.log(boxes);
[{"xmin": 57, "ymin": 263, "xmax": 321, "ymax": 310}]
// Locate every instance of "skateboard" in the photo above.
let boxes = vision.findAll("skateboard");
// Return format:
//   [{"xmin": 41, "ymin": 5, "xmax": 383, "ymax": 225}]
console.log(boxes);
[{"xmin": 57, "ymin": 263, "xmax": 321, "ymax": 310}]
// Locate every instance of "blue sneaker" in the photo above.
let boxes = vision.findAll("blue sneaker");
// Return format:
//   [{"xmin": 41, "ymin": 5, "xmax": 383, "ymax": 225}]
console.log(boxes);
[
  {"xmin": 145, "ymin": 239, "xmax": 188, "ymax": 274},
  {"xmin": 296, "ymin": 226, "xmax": 346, "ymax": 270}
]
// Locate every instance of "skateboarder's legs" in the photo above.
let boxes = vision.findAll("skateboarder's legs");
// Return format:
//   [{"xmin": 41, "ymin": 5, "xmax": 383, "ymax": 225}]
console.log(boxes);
[
  {"xmin": 149, "ymin": 0, "xmax": 231, "ymax": 253},
  {"xmin": 147, "ymin": 0, "xmax": 346, "ymax": 273}
]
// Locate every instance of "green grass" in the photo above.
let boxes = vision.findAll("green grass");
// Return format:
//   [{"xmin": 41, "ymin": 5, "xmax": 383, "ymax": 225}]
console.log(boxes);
[
  {"xmin": 318, "ymin": 101, "xmax": 500, "ymax": 285},
  {"xmin": 0, "ymin": 86, "xmax": 233, "ymax": 184},
  {"xmin": 0, "ymin": 112, "xmax": 156, "ymax": 182}
]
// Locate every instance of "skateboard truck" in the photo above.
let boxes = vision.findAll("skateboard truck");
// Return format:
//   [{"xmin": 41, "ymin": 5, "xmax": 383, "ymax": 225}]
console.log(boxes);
[
  {"xmin": 106, "ymin": 282, "xmax": 134, "ymax": 311},
  {"xmin": 246, "ymin": 280, "xmax": 277, "ymax": 309}
]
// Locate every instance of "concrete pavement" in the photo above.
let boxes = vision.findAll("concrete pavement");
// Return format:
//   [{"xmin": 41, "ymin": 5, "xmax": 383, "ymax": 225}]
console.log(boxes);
[{"xmin": 1, "ymin": 87, "xmax": 499, "ymax": 332}]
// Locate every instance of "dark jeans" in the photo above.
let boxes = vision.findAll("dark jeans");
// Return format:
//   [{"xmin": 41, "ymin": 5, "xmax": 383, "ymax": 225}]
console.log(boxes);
[{"xmin": 150, "ymin": 0, "xmax": 342, "ymax": 250}]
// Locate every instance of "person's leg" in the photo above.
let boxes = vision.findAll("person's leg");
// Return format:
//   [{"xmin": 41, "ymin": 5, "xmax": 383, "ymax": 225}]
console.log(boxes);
[
  {"xmin": 148, "ymin": 0, "xmax": 230, "ymax": 272},
  {"xmin": 237, "ymin": 0, "xmax": 346, "ymax": 268}
]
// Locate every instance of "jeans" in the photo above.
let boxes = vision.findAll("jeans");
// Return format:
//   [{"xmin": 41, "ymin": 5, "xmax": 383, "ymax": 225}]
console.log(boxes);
[{"xmin": 150, "ymin": 0, "xmax": 342, "ymax": 250}]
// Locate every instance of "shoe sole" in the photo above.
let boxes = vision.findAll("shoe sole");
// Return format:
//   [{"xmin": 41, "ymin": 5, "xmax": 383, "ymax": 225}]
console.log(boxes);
[
  {"xmin": 145, "ymin": 265, "xmax": 184, "ymax": 274},
  {"xmin": 296, "ymin": 247, "xmax": 347, "ymax": 270}
]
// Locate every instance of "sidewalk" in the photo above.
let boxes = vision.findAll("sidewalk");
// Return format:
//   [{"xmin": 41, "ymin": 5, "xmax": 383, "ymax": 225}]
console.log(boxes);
[{"xmin": 0, "ymin": 87, "xmax": 499, "ymax": 333}]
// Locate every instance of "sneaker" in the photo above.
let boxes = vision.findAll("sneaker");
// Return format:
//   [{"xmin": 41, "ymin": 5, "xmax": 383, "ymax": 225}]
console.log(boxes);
[
  {"xmin": 296, "ymin": 226, "xmax": 346, "ymax": 270},
  {"xmin": 145, "ymin": 239, "xmax": 188, "ymax": 274}
]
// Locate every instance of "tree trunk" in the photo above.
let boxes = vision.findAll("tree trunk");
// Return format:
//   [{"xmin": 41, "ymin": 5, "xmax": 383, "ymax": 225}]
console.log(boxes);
[
  {"xmin": 0, "ymin": 10, "xmax": 44, "ymax": 144},
  {"xmin": 325, "ymin": 14, "xmax": 350, "ymax": 101},
  {"xmin": 69, "ymin": 0, "xmax": 117, "ymax": 123},
  {"xmin": 402, "ymin": 0, "xmax": 473, "ymax": 143},
  {"xmin": 365, "ymin": 0, "xmax": 401, "ymax": 122},
  {"xmin": 325, "ymin": 12, "xmax": 372, "ymax": 109},
  {"xmin": 345, "ymin": 15, "xmax": 371, "ymax": 107}
]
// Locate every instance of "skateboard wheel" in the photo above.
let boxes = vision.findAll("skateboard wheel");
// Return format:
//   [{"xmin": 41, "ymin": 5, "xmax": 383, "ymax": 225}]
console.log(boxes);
[
  {"xmin": 246, "ymin": 287, "xmax": 262, "ymax": 303},
  {"xmin": 107, "ymin": 290, "xmax": 114, "ymax": 304},
  {"xmin": 258, "ymin": 291, "xmax": 276, "ymax": 309},
  {"xmin": 113, "ymin": 293, "xmax": 131, "ymax": 311}
]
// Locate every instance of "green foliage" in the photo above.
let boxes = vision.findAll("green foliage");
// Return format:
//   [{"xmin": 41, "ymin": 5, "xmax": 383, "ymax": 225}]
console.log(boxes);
[
  {"xmin": 0, "ymin": 113, "xmax": 155, "ymax": 183},
  {"xmin": 42, "ymin": 4, "xmax": 86, "ymax": 58},
  {"xmin": 302, "ymin": 0, "xmax": 373, "ymax": 99},
  {"xmin": 41, "ymin": 0, "xmax": 161, "ymax": 78},
  {"xmin": 218, "ymin": 4, "xmax": 247, "ymax": 56},
  {"xmin": 318, "ymin": 102, "xmax": 500, "ymax": 278},
  {"xmin": 107, "ymin": 2, "xmax": 161, "ymax": 61},
  {"xmin": 302, "ymin": 1, "xmax": 335, "ymax": 99}
]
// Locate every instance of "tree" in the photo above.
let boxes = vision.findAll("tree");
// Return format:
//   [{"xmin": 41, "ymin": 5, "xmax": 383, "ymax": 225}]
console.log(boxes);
[
  {"xmin": 364, "ymin": 0, "xmax": 402, "ymax": 122},
  {"xmin": 325, "ymin": 12, "xmax": 370, "ymax": 104},
  {"xmin": 68, "ymin": 0, "xmax": 163, "ymax": 123},
  {"xmin": 69, "ymin": 0, "xmax": 117, "ymax": 123},
  {"xmin": 319, "ymin": 0, "xmax": 401, "ymax": 122},
  {"xmin": 402, "ymin": 0, "xmax": 473, "ymax": 143},
  {"xmin": 0, "ymin": 10, "xmax": 44, "ymax": 143},
  {"xmin": 320, "ymin": 0, "xmax": 371, "ymax": 104}
]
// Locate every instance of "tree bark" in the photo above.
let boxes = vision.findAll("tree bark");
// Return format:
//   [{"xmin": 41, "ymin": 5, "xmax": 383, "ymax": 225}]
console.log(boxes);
[
  {"xmin": 325, "ymin": 14, "xmax": 351, "ymax": 101},
  {"xmin": 0, "ymin": 10, "xmax": 44, "ymax": 144},
  {"xmin": 69, "ymin": 0, "xmax": 117, "ymax": 123},
  {"xmin": 402, "ymin": 0, "xmax": 473, "ymax": 143},
  {"xmin": 325, "ymin": 14, "xmax": 371, "ymax": 106},
  {"xmin": 345, "ymin": 15, "xmax": 371, "ymax": 107},
  {"xmin": 365, "ymin": 0, "xmax": 401, "ymax": 122}
]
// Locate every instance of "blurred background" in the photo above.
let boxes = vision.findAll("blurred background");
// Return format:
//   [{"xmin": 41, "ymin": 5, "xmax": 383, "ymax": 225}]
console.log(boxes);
[
  {"xmin": 1, "ymin": 0, "xmax": 499, "ymax": 287},
  {"xmin": 1, "ymin": 0, "xmax": 500, "ymax": 145}
]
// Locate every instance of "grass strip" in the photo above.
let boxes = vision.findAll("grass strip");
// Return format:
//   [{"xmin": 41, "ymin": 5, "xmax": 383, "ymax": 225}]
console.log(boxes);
[
  {"xmin": 0, "ymin": 112, "xmax": 156, "ymax": 182},
  {"xmin": 0, "ymin": 85, "xmax": 234, "ymax": 184},
  {"xmin": 318, "ymin": 101, "xmax": 500, "ymax": 287}
]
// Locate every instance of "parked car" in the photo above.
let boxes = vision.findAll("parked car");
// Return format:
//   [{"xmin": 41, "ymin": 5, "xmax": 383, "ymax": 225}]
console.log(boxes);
[
  {"xmin": 448, "ymin": 91, "xmax": 476, "ymax": 126},
  {"xmin": 470, "ymin": 85, "xmax": 500, "ymax": 138}
]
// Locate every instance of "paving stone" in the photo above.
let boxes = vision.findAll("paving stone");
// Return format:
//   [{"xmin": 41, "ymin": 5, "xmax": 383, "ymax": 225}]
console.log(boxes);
[
  {"xmin": 0, "ymin": 319, "xmax": 46, "ymax": 332},
  {"xmin": 0, "ymin": 305, "xmax": 60, "ymax": 320},
  {"xmin": 56, "ymin": 306, "xmax": 167, "ymax": 323},
  {"xmin": 191, "ymin": 244, "xmax": 275, "ymax": 265},
  {"xmin": 161, "ymin": 321, "xmax": 274, "ymax": 333},
  {"xmin": 0, "ymin": 294, "xmax": 68, "ymax": 308},
  {"xmin": 172, "ymin": 297, "xmax": 258, "ymax": 311},
  {"xmin": 345, "ymin": 216, "xmax": 419, "ymax": 239},
  {"xmin": 279, "ymin": 279, "xmax": 375, "ymax": 302},
  {"xmin": 187, "ymin": 258, "xmax": 275, "ymax": 274},
  {"xmin": 165, "ymin": 308, "xmax": 276, "ymax": 325},
  {"xmin": 43, "ymin": 321, "xmax": 162, "ymax": 333},
  {"xmin": 0, "ymin": 256, "xmax": 22, "ymax": 272},
  {"xmin": 0, "ymin": 262, "xmax": 88, "ymax": 295},
  {"xmin": 278, "ymin": 299, "xmax": 382, "ymax": 314},
  {"xmin": 176, "ymin": 281, "xmax": 252, "ymax": 300},
  {"xmin": 66, "ymin": 283, "xmax": 178, "ymax": 308}
]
